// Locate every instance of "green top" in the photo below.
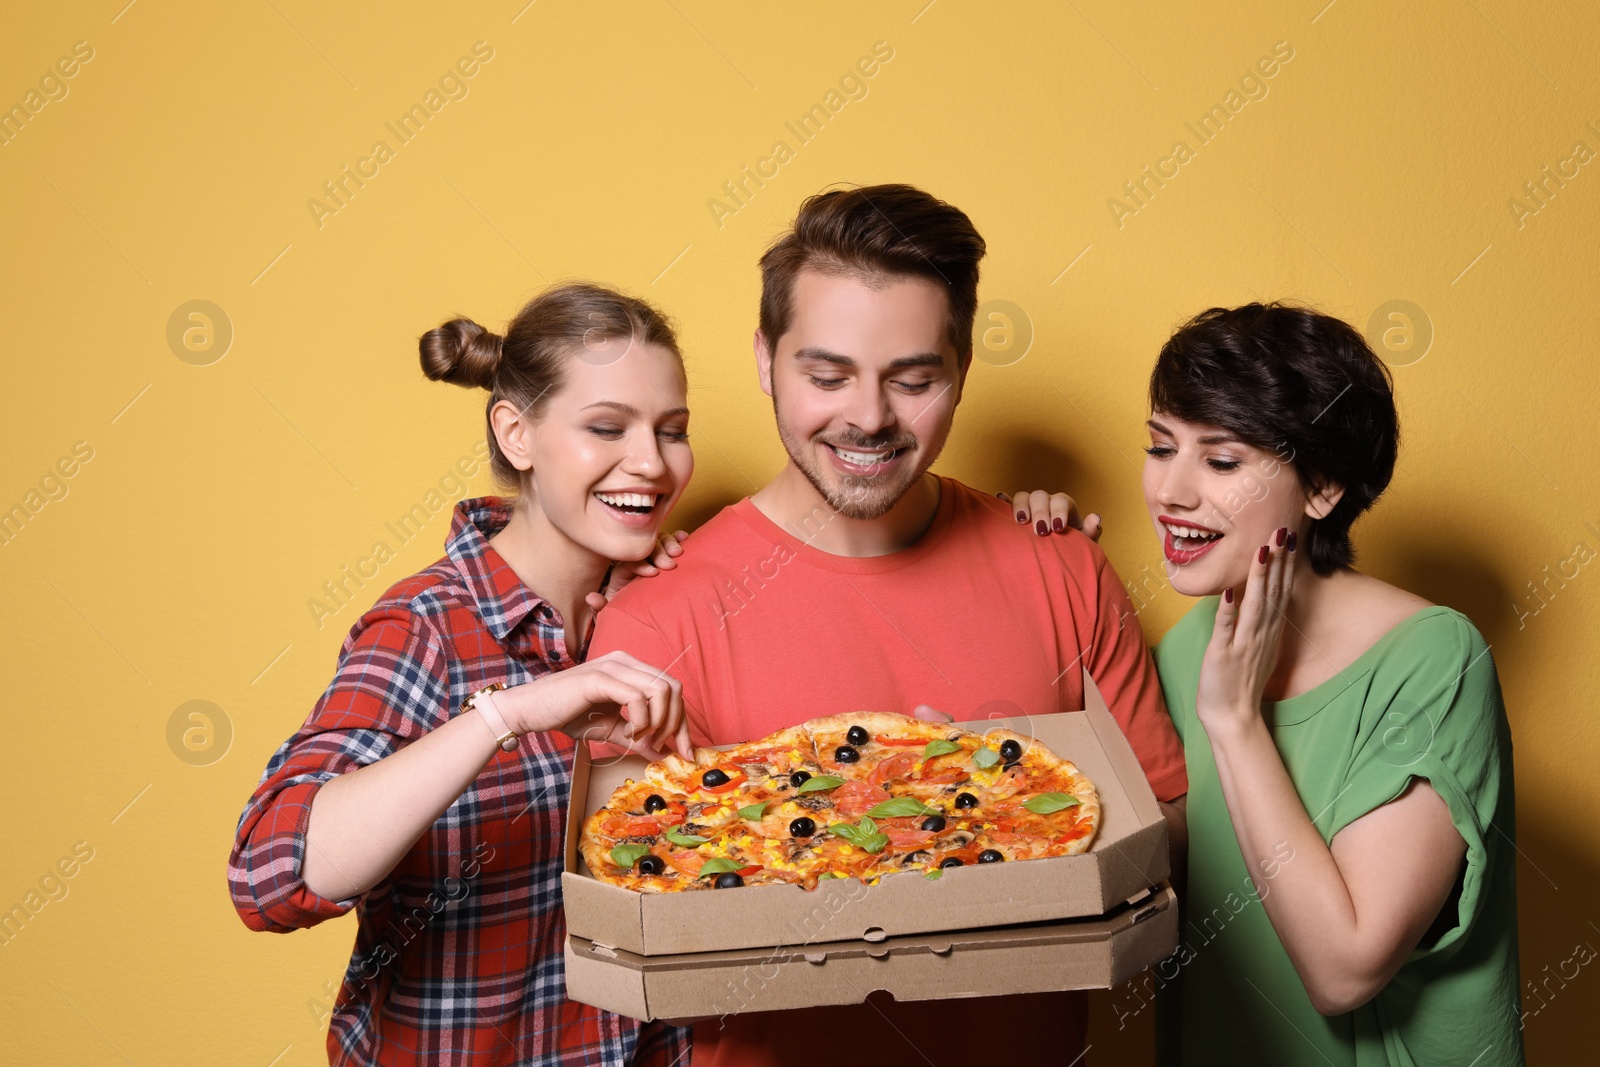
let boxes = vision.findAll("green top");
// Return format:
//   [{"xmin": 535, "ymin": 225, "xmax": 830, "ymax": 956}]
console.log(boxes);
[{"xmin": 1153, "ymin": 600, "xmax": 1525, "ymax": 1067}]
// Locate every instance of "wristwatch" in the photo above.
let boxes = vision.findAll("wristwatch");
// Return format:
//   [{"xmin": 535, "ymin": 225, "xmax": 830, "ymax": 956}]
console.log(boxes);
[{"xmin": 463, "ymin": 682, "xmax": 518, "ymax": 752}]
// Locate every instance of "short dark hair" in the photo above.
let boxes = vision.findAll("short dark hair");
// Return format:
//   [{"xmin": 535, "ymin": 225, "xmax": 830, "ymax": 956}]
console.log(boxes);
[
  {"xmin": 1149, "ymin": 303, "xmax": 1399, "ymax": 575},
  {"xmin": 758, "ymin": 184, "xmax": 987, "ymax": 359}
]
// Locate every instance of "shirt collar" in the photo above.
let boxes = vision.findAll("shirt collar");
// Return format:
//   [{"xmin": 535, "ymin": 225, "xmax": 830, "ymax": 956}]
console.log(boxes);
[{"xmin": 446, "ymin": 496, "xmax": 549, "ymax": 641}]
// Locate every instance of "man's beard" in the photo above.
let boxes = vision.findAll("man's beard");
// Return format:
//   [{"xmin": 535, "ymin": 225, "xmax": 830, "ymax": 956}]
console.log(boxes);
[{"xmin": 772, "ymin": 391, "xmax": 935, "ymax": 521}]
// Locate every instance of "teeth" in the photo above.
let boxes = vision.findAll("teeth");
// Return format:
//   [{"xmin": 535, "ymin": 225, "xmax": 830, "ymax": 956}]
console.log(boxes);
[
  {"xmin": 834, "ymin": 446, "xmax": 894, "ymax": 466},
  {"xmin": 597, "ymin": 492, "xmax": 658, "ymax": 509},
  {"xmin": 1164, "ymin": 522, "xmax": 1220, "ymax": 542}
]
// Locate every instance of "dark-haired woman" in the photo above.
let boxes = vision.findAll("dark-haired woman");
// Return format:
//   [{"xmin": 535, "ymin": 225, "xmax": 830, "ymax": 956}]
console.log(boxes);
[
  {"xmin": 228, "ymin": 283, "xmax": 695, "ymax": 1065},
  {"xmin": 1143, "ymin": 304, "xmax": 1524, "ymax": 1065}
]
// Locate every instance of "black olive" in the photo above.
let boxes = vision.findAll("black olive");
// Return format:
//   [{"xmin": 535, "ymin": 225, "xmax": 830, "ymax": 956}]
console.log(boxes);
[
  {"xmin": 846, "ymin": 725, "xmax": 870, "ymax": 746},
  {"xmin": 714, "ymin": 872, "xmax": 744, "ymax": 888},
  {"xmin": 919, "ymin": 815, "xmax": 947, "ymax": 833},
  {"xmin": 999, "ymin": 739, "xmax": 1023, "ymax": 762},
  {"xmin": 790, "ymin": 770, "xmax": 812, "ymax": 788},
  {"xmin": 702, "ymin": 768, "xmax": 730, "ymax": 788},
  {"xmin": 939, "ymin": 857, "xmax": 964, "ymax": 868},
  {"xmin": 643, "ymin": 794, "xmax": 668, "ymax": 813},
  {"xmin": 978, "ymin": 849, "xmax": 1004, "ymax": 864},
  {"xmin": 834, "ymin": 745, "xmax": 860, "ymax": 764},
  {"xmin": 954, "ymin": 792, "xmax": 979, "ymax": 809},
  {"xmin": 789, "ymin": 816, "xmax": 817, "ymax": 838},
  {"xmin": 637, "ymin": 855, "xmax": 664, "ymax": 875}
]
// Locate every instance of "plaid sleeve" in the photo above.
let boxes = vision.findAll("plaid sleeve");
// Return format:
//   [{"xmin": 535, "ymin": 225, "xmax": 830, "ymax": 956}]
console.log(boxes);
[{"xmin": 227, "ymin": 604, "xmax": 450, "ymax": 933}]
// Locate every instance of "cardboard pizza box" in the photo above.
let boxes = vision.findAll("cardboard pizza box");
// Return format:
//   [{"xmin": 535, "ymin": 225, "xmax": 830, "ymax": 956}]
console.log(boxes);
[
  {"xmin": 565, "ymin": 884, "xmax": 1178, "ymax": 1022},
  {"xmin": 561, "ymin": 670, "xmax": 1172, "ymax": 957}
]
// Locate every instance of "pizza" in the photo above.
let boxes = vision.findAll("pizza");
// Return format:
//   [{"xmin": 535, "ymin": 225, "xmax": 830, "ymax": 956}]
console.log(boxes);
[{"xmin": 579, "ymin": 712, "xmax": 1100, "ymax": 892}]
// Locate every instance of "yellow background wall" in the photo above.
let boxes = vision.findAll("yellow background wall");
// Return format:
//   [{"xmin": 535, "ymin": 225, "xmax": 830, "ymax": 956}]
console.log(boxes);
[{"xmin": 3, "ymin": 2, "xmax": 1595, "ymax": 1063}]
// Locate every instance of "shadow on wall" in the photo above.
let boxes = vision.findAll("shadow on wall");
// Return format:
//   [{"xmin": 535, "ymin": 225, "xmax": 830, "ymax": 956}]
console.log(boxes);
[
  {"xmin": 1509, "ymin": 815, "xmax": 1600, "ymax": 1060},
  {"xmin": 1389, "ymin": 543, "xmax": 1516, "ymax": 650},
  {"xmin": 949, "ymin": 428, "xmax": 1108, "ymax": 520}
]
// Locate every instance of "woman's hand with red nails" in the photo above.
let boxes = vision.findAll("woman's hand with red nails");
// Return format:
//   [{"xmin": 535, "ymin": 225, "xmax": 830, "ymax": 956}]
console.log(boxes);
[
  {"xmin": 997, "ymin": 490, "xmax": 1103, "ymax": 542},
  {"xmin": 1196, "ymin": 526, "xmax": 1298, "ymax": 735}
]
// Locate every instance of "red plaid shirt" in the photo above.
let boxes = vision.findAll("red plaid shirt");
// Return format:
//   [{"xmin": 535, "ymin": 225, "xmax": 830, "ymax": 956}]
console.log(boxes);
[{"xmin": 229, "ymin": 497, "xmax": 688, "ymax": 1067}]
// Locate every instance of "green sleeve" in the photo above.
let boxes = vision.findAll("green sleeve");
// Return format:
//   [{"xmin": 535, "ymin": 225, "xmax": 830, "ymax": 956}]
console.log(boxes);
[{"xmin": 1326, "ymin": 609, "xmax": 1513, "ymax": 959}]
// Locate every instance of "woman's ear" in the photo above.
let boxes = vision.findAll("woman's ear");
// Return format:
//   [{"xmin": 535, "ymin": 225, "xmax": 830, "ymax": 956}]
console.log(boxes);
[
  {"xmin": 1304, "ymin": 478, "xmax": 1345, "ymax": 520},
  {"xmin": 489, "ymin": 398, "xmax": 535, "ymax": 474}
]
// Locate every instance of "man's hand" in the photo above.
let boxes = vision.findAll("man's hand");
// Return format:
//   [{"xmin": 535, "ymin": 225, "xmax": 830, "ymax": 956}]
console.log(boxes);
[
  {"xmin": 998, "ymin": 490, "xmax": 1102, "ymax": 542},
  {"xmin": 910, "ymin": 704, "xmax": 953, "ymax": 723}
]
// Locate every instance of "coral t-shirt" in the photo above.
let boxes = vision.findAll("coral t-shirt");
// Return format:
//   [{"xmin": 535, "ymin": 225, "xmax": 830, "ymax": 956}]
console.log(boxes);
[{"xmin": 588, "ymin": 476, "xmax": 1187, "ymax": 1067}]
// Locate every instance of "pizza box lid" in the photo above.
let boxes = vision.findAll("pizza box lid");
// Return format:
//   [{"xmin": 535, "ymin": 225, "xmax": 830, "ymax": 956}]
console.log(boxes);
[
  {"xmin": 561, "ymin": 669, "xmax": 1170, "ymax": 957},
  {"xmin": 565, "ymin": 883, "xmax": 1179, "ymax": 1021}
]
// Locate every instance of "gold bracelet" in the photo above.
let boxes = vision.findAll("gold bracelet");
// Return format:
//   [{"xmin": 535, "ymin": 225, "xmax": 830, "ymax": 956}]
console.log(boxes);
[{"xmin": 463, "ymin": 682, "xmax": 517, "ymax": 752}]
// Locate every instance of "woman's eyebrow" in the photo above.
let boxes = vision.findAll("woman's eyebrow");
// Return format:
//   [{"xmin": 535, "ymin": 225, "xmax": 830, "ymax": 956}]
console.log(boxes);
[{"xmin": 580, "ymin": 400, "xmax": 691, "ymax": 419}]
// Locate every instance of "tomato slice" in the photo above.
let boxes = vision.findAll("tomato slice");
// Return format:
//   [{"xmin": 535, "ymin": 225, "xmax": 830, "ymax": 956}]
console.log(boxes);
[
  {"xmin": 873, "ymin": 734, "xmax": 927, "ymax": 747},
  {"xmin": 701, "ymin": 767, "xmax": 748, "ymax": 793},
  {"xmin": 868, "ymin": 751, "xmax": 917, "ymax": 787},
  {"xmin": 603, "ymin": 815, "xmax": 662, "ymax": 837},
  {"xmin": 883, "ymin": 829, "xmax": 936, "ymax": 851},
  {"xmin": 918, "ymin": 767, "xmax": 968, "ymax": 785},
  {"xmin": 832, "ymin": 781, "xmax": 886, "ymax": 818},
  {"xmin": 665, "ymin": 849, "xmax": 704, "ymax": 875}
]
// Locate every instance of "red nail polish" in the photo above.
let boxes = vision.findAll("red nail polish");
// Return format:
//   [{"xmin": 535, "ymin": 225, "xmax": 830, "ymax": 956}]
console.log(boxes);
[
  {"xmin": 1016, "ymin": 511, "xmax": 1026, "ymax": 523},
  {"xmin": 1276, "ymin": 527, "xmax": 1286, "ymax": 547},
  {"xmin": 1036, "ymin": 520, "xmax": 1048, "ymax": 535},
  {"xmin": 1258, "ymin": 545, "xmax": 1269, "ymax": 564},
  {"xmin": 1224, "ymin": 588, "xmax": 1234, "ymax": 604},
  {"xmin": 1287, "ymin": 531, "xmax": 1297, "ymax": 552},
  {"xmin": 1052, "ymin": 518, "xmax": 1064, "ymax": 533}
]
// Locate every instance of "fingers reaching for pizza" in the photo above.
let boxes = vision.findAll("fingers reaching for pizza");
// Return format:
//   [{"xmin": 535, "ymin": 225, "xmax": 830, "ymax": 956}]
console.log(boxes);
[
  {"xmin": 498, "ymin": 649, "xmax": 693, "ymax": 760},
  {"xmin": 909, "ymin": 704, "xmax": 953, "ymax": 723}
]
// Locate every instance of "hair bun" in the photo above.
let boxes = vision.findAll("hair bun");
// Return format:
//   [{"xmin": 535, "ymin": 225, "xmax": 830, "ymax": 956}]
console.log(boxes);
[{"xmin": 419, "ymin": 317, "xmax": 503, "ymax": 390}]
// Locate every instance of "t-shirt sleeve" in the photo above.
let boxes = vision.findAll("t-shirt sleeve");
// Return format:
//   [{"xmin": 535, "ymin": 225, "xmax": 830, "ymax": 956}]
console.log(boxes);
[
  {"xmin": 1327, "ymin": 613, "xmax": 1513, "ymax": 957},
  {"xmin": 227, "ymin": 605, "xmax": 449, "ymax": 933},
  {"xmin": 589, "ymin": 602, "xmax": 712, "ymax": 748},
  {"xmin": 1078, "ymin": 541, "xmax": 1189, "ymax": 802}
]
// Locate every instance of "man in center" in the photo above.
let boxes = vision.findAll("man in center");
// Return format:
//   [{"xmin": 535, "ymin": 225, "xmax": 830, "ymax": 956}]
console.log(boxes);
[{"xmin": 588, "ymin": 183, "xmax": 1187, "ymax": 1066}]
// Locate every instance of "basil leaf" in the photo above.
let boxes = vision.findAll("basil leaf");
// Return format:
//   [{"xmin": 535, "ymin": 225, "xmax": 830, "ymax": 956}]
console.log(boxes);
[
  {"xmin": 665, "ymin": 824, "xmax": 710, "ymax": 847},
  {"xmin": 797, "ymin": 775, "xmax": 844, "ymax": 794},
  {"xmin": 818, "ymin": 871, "xmax": 843, "ymax": 880},
  {"xmin": 610, "ymin": 843, "xmax": 650, "ymax": 869},
  {"xmin": 737, "ymin": 802, "xmax": 767, "ymax": 820},
  {"xmin": 1023, "ymin": 792, "xmax": 1081, "ymax": 815},
  {"xmin": 827, "ymin": 817, "xmax": 888, "ymax": 854},
  {"xmin": 922, "ymin": 739, "xmax": 961, "ymax": 760},
  {"xmin": 971, "ymin": 746, "xmax": 1001, "ymax": 769},
  {"xmin": 924, "ymin": 868, "xmax": 943, "ymax": 880},
  {"xmin": 866, "ymin": 797, "xmax": 939, "ymax": 819},
  {"xmin": 697, "ymin": 857, "xmax": 741, "ymax": 876}
]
